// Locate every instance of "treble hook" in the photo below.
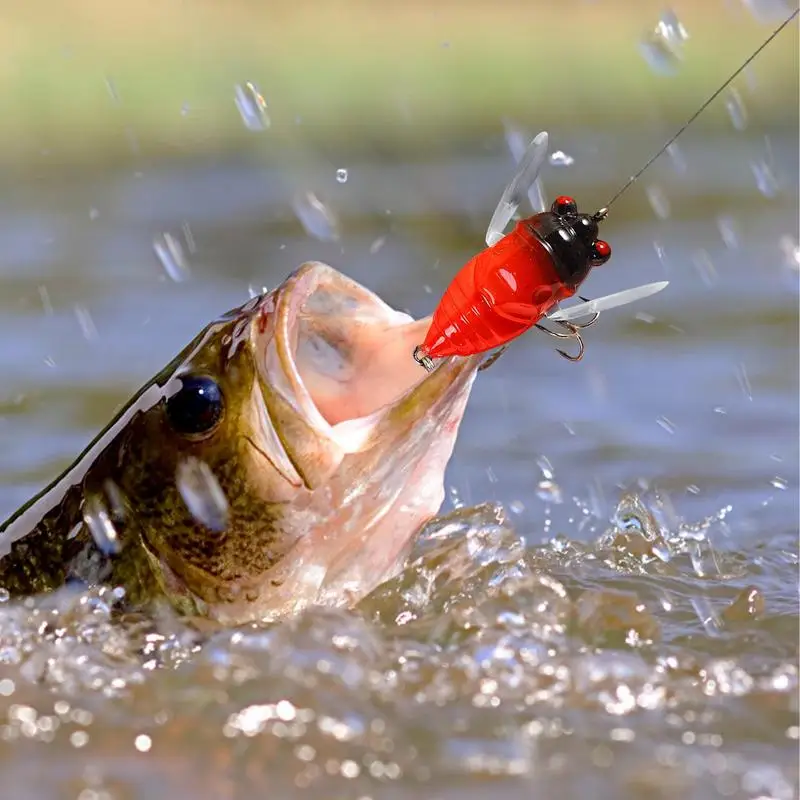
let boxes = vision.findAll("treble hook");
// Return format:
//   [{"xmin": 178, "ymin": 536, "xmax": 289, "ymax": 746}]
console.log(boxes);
[
  {"xmin": 535, "ymin": 320, "xmax": 584, "ymax": 361},
  {"xmin": 535, "ymin": 296, "xmax": 599, "ymax": 363}
]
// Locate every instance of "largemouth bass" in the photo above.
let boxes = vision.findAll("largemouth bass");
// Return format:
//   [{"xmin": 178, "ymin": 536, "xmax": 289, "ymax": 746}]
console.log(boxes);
[{"xmin": 0, "ymin": 262, "xmax": 480, "ymax": 624}]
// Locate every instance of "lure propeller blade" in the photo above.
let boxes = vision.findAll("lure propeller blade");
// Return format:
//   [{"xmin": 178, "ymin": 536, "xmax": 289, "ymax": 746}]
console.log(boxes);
[
  {"xmin": 547, "ymin": 281, "xmax": 670, "ymax": 323},
  {"xmin": 486, "ymin": 131, "xmax": 549, "ymax": 247}
]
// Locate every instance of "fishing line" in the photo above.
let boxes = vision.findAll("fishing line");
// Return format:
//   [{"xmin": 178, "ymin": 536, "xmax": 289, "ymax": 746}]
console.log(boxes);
[{"xmin": 601, "ymin": 8, "xmax": 799, "ymax": 213}]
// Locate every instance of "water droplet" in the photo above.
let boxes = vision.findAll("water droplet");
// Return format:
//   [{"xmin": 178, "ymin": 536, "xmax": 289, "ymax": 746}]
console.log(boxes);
[
  {"xmin": 639, "ymin": 9, "xmax": 689, "ymax": 75},
  {"xmin": 335, "ymin": 168, "xmax": 348, "ymax": 184},
  {"xmin": 770, "ymin": 476, "xmax": 788, "ymax": 490},
  {"xmin": 725, "ymin": 88, "xmax": 748, "ymax": 130},
  {"xmin": 153, "ymin": 232, "xmax": 191, "ymax": 283},
  {"xmin": 448, "ymin": 485, "xmax": 464, "ymax": 510},
  {"xmin": 104, "ymin": 75, "xmax": 120, "ymax": 104},
  {"xmin": 717, "ymin": 215, "xmax": 740, "ymax": 249},
  {"xmin": 181, "ymin": 222, "xmax": 197, "ymax": 254},
  {"xmin": 234, "ymin": 82, "xmax": 270, "ymax": 131},
  {"xmin": 103, "ymin": 480, "xmax": 127, "ymax": 521},
  {"xmin": 0, "ymin": 588, "xmax": 9, "ymax": 603},
  {"xmin": 134, "ymin": 734, "xmax": 152, "ymax": 753},
  {"xmin": 83, "ymin": 495, "xmax": 121, "ymax": 555},
  {"xmin": 180, "ymin": 102, "xmax": 191, "ymax": 117},
  {"xmin": 176, "ymin": 458, "xmax": 229, "ymax": 533},
  {"xmin": 741, "ymin": 0, "xmax": 796, "ymax": 24},
  {"xmin": 38, "ymin": 285, "xmax": 53, "ymax": 316},
  {"xmin": 536, "ymin": 456, "xmax": 555, "ymax": 480},
  {"xmin": 369, "ymin": 236, "xmax": 386, "ymax": 255},
  {"xmin": 735, "ymin": 363, "xmax": 753, "ymax": 400},
  {"xmin": 666, "ymin": 142, "xmax": 687, "ymax": 174},
  {"xmin": 635, "ymin": 312, "xmax": 656, "ymax": 324},
  {"xmin": 549, "ymin": 150, "xmax": 574, "ymax": 167},
  {"xmin": 73, "ymin": 305, "xmax": 98, "ymax": 341},
  {"xmin": 70, "ymin": 730, "xmax": 89, "ymax": 748},
  {"xmin": 646, "ymin": 185, "xmax": 671, "ymax": 219},
  {"xmin": 537, "ymin": 479, "xmax": 563, "ymax": 504},
  {"xmin": 692, "ymin": 249, "xmax": 718, "ymax": 287},
  {"xmin": 509, "ymin": 500, "xmax": 525, "ymax": 514},
  {"xmin": 656, "ymin": 416, "xmax": 676, "ymax": 434},
  {"xmin": 751, "ymin": 159, "xmax": 780, "ymax": 198},
  {"xmin": 292, "ymin": 191, "xmax": 340, "ymax": 242},
  {"xmin": 89, "ymin": 207, "xmax": 99, "ymax": 221},
  {"xmin": 713, "ymin": 406, "xmax": 727, "ymax": 414}
]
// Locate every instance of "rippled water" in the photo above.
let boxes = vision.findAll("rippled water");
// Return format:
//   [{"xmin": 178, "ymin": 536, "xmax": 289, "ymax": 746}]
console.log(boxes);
[{"xmin": 0, "ymin": 131, "xmax": 797, "ymax": 798}]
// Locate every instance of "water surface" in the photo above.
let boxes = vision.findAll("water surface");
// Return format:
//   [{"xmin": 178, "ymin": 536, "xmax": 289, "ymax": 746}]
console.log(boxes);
[{"xmin": 0, "ymin": 132, "xmax": 797, "ymax": 799}]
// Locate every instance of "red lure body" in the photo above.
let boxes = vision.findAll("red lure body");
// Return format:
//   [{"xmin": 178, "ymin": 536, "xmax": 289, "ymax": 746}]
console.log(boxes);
[
  {"xmin": 421, "ymin": 221, "xmax": 576, "ymax": 359},
  {"xmin": 417, "ymin": 196, "xmax": 612, "ymax": 362}
]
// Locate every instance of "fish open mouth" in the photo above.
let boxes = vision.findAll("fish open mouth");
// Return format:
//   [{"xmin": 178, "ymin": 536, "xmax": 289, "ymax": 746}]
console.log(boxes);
[
  {"xmin": 146, "ymin": 262, "xmax": 481, "ymax": 622},
  {"xmin": 253, "ymin": 262, "xmax": 478, "ymax": 487}
]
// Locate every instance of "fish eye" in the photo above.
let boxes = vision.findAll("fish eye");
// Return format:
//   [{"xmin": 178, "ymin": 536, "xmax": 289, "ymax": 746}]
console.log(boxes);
[
  {"xmin": 166, "ymin": 375, "xmax": 224, "ymax": 437},
  {"xmin": 552, "ymin": 195, "xmax": 578, "ymax": 217},
  {"xmin": 591, "ymin": 239, "xmax": 612, "ymax": 265}
]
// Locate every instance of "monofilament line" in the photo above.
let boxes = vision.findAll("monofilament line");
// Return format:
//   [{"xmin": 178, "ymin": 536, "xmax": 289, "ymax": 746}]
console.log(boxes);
[{"xmin": 603, "ymin": 8, "xmax": 799, "ymax": 211}]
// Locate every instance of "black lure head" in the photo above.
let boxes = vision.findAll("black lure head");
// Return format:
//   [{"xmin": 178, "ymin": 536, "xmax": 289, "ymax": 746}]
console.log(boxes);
[{"xmin": 524, "ymin": 196, "xmax": 611, "ymax": 288}]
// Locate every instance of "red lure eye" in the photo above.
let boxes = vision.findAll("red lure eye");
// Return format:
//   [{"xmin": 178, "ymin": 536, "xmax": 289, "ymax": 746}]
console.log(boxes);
[
  {"xmin": 592, "ymin": 239, "xmax": 612, "ymax": 265},
  {"xmin": 552, "ymin": 195, "xmax": 578, "ymax": 216}
]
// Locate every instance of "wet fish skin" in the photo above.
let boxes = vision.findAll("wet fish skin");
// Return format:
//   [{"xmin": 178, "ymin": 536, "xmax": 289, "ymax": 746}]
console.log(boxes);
[{"xmin": 0, "ymin": 263, "xmax": 480, "ymax": 623}]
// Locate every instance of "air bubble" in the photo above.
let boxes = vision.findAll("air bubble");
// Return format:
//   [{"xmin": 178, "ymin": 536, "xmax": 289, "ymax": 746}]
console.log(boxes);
[
  {"xmin": 639, "ymin": 9, "xmax": 689, "ymax": 76},
  {"xmin": 336, "ymin": 168, "xmax": 348, "ymax": 184},
  {"xmin": 234, "ymin": 82, "xmax": 270, "ymax": 131},
  {"xmin": 153, "ymin": 233, "xmax": 191, "ymax": 283},
  {"xmin": 292, "ymin": 191, "xmax": 341, "ymax": 242},
  {"xmin": 176, "ymin": 457, "xmax": 229, "ymax": 533}
]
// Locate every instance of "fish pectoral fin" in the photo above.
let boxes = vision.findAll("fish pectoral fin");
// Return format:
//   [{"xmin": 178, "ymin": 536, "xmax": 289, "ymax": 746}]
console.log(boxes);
[{"xmin": 492, "ymin": 302, "xmax": 542, "ymax": 325}]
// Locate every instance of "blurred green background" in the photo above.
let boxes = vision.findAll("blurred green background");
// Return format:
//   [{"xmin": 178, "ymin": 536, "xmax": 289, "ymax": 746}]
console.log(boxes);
[{"xmin": 2, "ymin": 0, "xmax": 797, "ymax": 167}]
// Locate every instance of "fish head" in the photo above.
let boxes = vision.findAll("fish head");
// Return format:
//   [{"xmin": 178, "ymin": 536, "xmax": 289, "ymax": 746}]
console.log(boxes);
[{"xmin": 116, "ymin": 262, "xmax": 480, "ymax": 623}]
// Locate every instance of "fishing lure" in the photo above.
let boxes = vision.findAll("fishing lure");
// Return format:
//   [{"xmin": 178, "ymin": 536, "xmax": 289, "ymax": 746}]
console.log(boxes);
[{"xmin": 413, "ymin": 9, "xmax": 798, "ymax": 373}]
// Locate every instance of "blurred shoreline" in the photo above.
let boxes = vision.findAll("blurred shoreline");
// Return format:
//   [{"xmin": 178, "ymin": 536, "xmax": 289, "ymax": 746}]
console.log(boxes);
[{"xmin": 1, "ymin": 0, "xmax": 797, "ymax": 168}]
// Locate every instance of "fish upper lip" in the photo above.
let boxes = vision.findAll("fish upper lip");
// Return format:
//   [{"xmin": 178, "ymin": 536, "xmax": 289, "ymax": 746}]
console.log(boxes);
[{"xmin": 252, "ymin": 261, "xmax": 481, "ymax": 457}]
